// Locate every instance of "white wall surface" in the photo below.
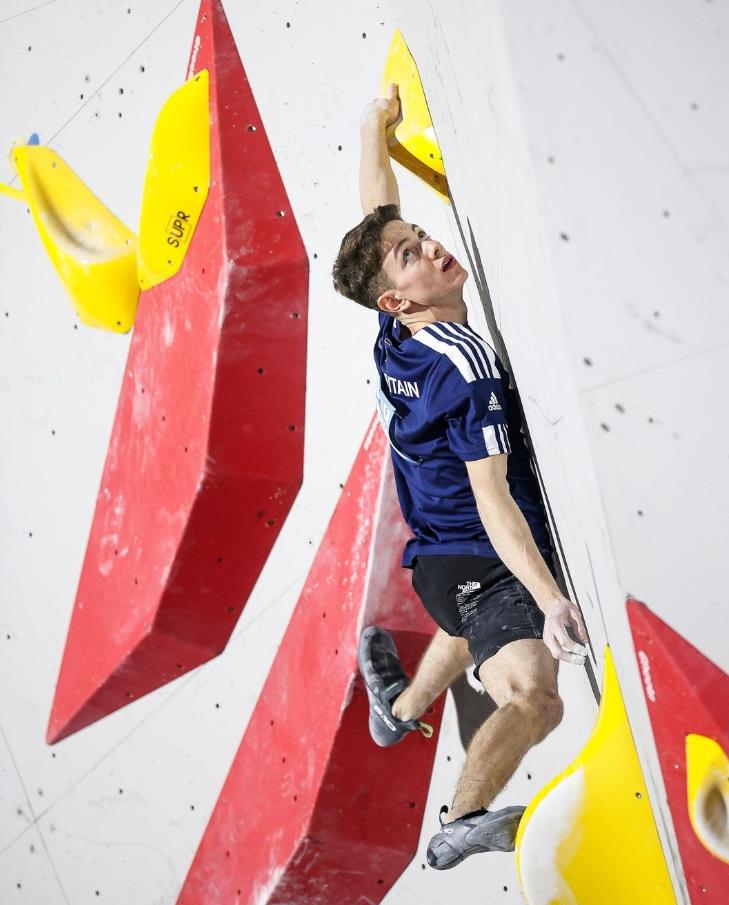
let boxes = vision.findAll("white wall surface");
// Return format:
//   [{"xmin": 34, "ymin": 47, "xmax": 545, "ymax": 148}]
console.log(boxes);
[
  {"xmin": 389, "ymin": 0, "xmax": 728, "ymax": 900},
  {"xmin": 1, "ymin": 0, "xmax": 725, "ymax": 902}
]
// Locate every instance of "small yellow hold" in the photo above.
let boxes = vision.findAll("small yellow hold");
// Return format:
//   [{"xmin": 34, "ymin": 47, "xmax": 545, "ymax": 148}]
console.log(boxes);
[
  {"xmin": 0, "ymin": 181, "xmax": 24, "ymax": 201},
  {"xmin": 686, "ymin": 733, "xmax": 729, "ymax": 864},
  {"xmin": 380, "ymin": 30, "xmax": 450, "ymax": 203}
]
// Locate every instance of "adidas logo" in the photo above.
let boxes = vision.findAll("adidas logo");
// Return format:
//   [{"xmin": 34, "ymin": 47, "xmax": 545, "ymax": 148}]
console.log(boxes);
[{"xmin": 488, "ymin": 392, "xmax": 502, "ymax": 412}]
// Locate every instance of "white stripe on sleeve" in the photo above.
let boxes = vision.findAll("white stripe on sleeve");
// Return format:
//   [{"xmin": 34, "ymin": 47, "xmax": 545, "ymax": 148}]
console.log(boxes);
[
  {"xmin": 482, "ymin": 425, "xmax": 501, "ymax": 455},
  {"xmin": 497, "ymin": 423, "xmax": 511, "ymax": 453}
]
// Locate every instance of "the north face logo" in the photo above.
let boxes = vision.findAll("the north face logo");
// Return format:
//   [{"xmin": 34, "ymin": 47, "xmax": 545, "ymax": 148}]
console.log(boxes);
[{"xmin": 488, "ymin": 392, "xmax": 502, "ymax": 412}]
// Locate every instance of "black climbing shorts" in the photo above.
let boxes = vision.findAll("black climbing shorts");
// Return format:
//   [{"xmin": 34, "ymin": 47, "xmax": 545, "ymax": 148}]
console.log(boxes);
[{"xmin": 411, "ymin": 553, "xmax": 557, "ymax": 682}]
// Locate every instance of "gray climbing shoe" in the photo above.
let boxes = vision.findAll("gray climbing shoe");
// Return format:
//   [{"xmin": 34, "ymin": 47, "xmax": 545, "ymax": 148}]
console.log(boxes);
[
  {"xmin": 357, "ymin": 625, "xmax": 432, "ymax": 747},
  {"xmin": 426, "ymin": 804, "xmax": 526, "ymax": 869}
]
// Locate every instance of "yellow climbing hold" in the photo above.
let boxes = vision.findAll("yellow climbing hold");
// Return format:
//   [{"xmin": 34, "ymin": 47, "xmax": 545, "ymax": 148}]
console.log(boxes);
[
  {"xmin": 686, "ymin": 733, "xmax": 729, "ymax": 864},
  {"xmin": 380, "ymin": 30, "xmax": 449, "ymax": 203},
  {"xmin": 515, "ymin": 647, "xmax": 676, "ymax": 904},
  {"xmin": 9, "ymin": 146, "xmax": 138, "ymax": 333},
  {"xmin": 0, "ymin": 181, "xmax": 24, "ymax": 201},
  {"xmin": 137, "ymin": 68, "xmax": 211, "ymax": 289}
]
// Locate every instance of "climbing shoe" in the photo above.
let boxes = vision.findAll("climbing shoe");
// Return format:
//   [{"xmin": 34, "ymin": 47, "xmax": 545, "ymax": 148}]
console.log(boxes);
[
  {"xmin": 426, "ymin": 804, "xmax": 526, "ymax": 869},
  {"xmin": 357, "ymin": 625, "xmax": 433, "ymax": 747}
]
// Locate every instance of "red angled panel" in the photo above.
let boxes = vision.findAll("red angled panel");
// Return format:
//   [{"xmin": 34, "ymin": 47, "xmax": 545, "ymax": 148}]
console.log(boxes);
[
  {"xmin": 47, "ymin": 0, "xmax": 308, "ymax": 743},
  {"xmin": 177, "ymin": 419, "xmax": 443, "ymax": 904},
  {"xmin": 627, "ymin": 599, "xmax": 729, "ymax": 903}
]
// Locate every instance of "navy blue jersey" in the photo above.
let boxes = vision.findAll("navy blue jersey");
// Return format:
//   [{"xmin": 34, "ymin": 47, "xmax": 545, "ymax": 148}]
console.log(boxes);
[{"xmin": 374, "ymin": 313, "xmax": 552, "ymax": 567}]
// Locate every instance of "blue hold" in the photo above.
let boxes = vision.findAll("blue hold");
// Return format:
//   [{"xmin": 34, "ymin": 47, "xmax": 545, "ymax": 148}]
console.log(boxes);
[{"xmin": 28, "ymin": 133, "xmax": 40, "ymax": 146}]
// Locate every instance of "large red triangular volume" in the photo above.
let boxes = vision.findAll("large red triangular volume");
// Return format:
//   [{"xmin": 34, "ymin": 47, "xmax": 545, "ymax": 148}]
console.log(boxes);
[
  {"xmin": 177, "ymin": 419, "xmax": 443, "ymax": 905},
  {"xmin": 627, "ymin": 599, "xmax": 729, "ymax": 904},
  {"xmin": 47, "ymin": 0, "xmax": 308, "ymax": 743}
]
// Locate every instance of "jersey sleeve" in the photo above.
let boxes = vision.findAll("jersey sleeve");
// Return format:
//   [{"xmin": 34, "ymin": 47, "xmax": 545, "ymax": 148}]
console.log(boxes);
[{"xmin": 427, "ymin": 355, "xmax": 512, "ymax": 461}]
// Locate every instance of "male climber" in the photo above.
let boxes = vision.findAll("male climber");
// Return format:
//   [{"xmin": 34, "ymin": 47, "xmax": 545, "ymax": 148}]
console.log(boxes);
[{"xmin": 331, "ymin": 83, "xmax": 589, "ymax": 870}]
